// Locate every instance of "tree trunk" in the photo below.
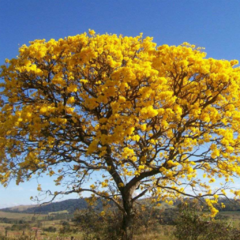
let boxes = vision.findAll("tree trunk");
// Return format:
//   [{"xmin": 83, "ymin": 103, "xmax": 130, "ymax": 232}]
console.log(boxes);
[
  {"xmin": 121, "ymin": 197, "xmax": 135, "ymax": 240},
  {"xmin": 122, "ymin": 212, "xmax": 134, "ymax": 240}
]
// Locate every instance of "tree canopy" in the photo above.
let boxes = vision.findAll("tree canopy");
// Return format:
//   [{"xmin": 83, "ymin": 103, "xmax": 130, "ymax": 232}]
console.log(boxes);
[{"xmin": 1, "ymin": 30, "xmax": 240, "ymax": 238}]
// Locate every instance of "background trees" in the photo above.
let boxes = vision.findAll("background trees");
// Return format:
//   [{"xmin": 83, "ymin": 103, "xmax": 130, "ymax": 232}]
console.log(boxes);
[{"xmin": 1, "ymin": 31, "xmax": 240, "ymax": 239}]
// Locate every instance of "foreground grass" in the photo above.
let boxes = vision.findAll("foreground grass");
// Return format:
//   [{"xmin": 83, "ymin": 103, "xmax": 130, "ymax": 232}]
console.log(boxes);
[
  {"xmin": 0, "ymin": 224, "xmax": 176, "ymax": 240},
  {"xmin": 134, "ymin": 225, "xmax": 176, "ymax": 240},
  {"xmin": 1, "ymin": 210, "xmax": 240, "ymax": 239}
]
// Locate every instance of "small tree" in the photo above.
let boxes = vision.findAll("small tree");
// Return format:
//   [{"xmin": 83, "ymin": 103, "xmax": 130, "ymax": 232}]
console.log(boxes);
[
  {"xmin": 73, "ymin": 203, "xmax": 122, "ymax": 240},
  {"xmin": 174, "ymin": 203, "xmax": 240, "ymax": 240},
  {"xmin": 1, "ymin": 30, "xmax": 240, "ymax": 239},
  {"xmin": 174, "ymin": 203, "xmax": 206, "ymax": 240}
]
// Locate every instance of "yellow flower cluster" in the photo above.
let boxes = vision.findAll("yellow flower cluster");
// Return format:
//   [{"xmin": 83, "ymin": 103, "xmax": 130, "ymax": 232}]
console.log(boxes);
[{"xmin": 205, "ymin": 198, "xmax": 219, "ymax": 218}]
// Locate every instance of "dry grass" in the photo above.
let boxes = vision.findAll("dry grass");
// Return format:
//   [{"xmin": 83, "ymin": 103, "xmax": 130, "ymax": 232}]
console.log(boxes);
[
  {"xmin": 134, "ymin": 225, "xmax": 176, "ymax": 240},
  {"xmin": 2, "ymin": 210, "xmax": 240, "ymax": 240},
  {"xmin": 0, "ymin": 211, "xmax": 46, "ymax": 220}
]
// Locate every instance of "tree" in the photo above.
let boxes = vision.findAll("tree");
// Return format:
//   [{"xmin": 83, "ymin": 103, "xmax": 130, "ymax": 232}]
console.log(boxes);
[
  {"xmin": 1, "ymin": 30, "xmax": 240, "ymax": 239},
  {"xmin": 174, "ymin": 202, "xmax": 240, "ymax": 240}
]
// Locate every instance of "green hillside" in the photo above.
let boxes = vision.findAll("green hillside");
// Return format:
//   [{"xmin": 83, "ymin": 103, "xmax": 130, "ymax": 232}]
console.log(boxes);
[{"xmin": 2, "ymin": 197, "xmax": 240, "ymax": 215}]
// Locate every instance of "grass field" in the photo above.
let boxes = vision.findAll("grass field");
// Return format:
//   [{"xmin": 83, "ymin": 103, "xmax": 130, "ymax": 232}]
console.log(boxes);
[
  {"xmin": 218, "ymin": 211, "xmax": 240, "ymax": 229},
  {"xmin": 0, "ymin": 210, "xmax": 240, "ymax": 239},
  {"xmin": 0, "ymin": 211, "xmax": 47, "ymax": 220},
  {"xmin": 0, "ymin": 211, "xmax": 176, "ymax": 240}
]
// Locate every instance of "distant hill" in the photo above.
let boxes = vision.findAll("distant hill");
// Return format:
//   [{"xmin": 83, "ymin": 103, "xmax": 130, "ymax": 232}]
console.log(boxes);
[
  {"xmin": 1, "ymin": 197, "xmax": 240, "ymax": 215},
  {"xmin": 0, "ymin": 198, "xmax": 100, "ymax": 214},
  {"xmin": 2, "ymin": 204, "xmax": 37, "ymax": 212}
]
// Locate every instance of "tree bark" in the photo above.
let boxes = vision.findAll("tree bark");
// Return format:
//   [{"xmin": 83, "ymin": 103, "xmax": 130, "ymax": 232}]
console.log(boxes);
[
  {"xmin": 122, "ymin": 211, "xmax": 134, "ymax": 240},
  {"xmin": 121, "ymin": 196, "xmax": 135, "ymax": 240}
]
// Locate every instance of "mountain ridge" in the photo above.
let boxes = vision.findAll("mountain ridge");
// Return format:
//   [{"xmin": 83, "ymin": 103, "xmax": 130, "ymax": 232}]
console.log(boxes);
[
  {"xmin": 1, "ymin": 197, "xmax": 240, "ymax": 215},
  {"xmin": 0, "ymin": 198, "xmax": 91, "ymax": 214}
]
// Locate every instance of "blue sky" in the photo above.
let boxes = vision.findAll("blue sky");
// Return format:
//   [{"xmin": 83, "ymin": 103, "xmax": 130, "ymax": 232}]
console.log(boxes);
[{"xmin": 1, "ymin": 0, "xmax": 240, "ymax": 208}]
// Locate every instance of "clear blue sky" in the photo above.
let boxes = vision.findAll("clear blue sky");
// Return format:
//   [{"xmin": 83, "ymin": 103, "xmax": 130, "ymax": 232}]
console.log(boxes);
[{"xmin": 1, "ymin": 0, "xmax": 240, "ymax": 208}]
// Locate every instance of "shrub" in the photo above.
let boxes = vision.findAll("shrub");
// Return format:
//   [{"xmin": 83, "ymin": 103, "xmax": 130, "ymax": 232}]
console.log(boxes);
[
  {"xmin": 174, "ymin": 203, "xmax": 240, "ymax": 240},
  {"xmin": 43, "ymin": 226, "xmax": 57, "ymax": 232}
]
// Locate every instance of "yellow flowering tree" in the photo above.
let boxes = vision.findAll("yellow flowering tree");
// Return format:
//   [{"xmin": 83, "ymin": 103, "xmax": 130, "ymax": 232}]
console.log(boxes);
[{"xmin": 1, "ymin": 30, "xmax": 240, "ymax": 239}]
